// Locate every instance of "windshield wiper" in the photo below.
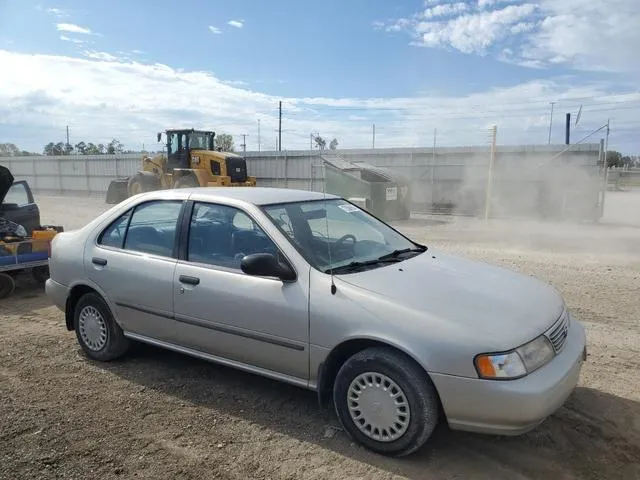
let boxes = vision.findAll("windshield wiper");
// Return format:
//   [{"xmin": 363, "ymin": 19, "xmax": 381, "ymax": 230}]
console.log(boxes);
[
  {"xmin": 324, "ymin": 246, "xmax": 427, "ymax": 274},
  {"xmin": 377, "ymin": 246, "xmax": 427, "ymax": 261},
  {"xmin": 325, "ymin": 257, "xmax": 402, "ymax": 274}
]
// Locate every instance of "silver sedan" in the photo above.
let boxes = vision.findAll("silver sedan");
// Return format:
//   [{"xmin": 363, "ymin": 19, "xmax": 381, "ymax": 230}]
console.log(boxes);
[{"xmin": 46, "ymin": 187, "xmax": 587, "ymax": 456}]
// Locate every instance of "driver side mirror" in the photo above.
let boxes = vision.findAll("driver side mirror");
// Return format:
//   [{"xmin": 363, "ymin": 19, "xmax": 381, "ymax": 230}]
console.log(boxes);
[{"xmin": 241, "ymin": 253, "xmax": 296, "ymax": 282}]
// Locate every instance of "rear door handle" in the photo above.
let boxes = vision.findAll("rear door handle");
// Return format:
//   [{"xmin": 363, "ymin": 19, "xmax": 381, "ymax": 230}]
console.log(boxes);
[
  {"xmin": 179, "ymin": 275, "xmax": 200, "ymax": 286},
  {"xmin": 92, "ymin": 257, "xmax": 107, "ymax": 266}
]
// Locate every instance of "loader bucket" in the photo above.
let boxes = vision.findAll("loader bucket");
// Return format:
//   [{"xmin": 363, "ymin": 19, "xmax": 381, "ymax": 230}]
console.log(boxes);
[{"xmin": 106, "ymin": 178, "xmax": 130, "ymax": 204}]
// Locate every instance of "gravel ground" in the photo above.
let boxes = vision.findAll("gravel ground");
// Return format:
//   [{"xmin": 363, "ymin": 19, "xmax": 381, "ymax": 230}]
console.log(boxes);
[{"xmin": 1, "ymin": 191, "xmax": 639, "ymax": 480}]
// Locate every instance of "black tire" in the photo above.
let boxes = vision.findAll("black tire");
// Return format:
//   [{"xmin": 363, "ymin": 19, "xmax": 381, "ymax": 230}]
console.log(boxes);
[
  {"xmin": 0, "ymin": 273, "xmax": 16, "ymax": 299},
  {"xmin": 31, "ymin": 265, "xmax": 49, "ymax": 284},
  {"xmin": 174, "ymin": 174, "xmax": 199, "ymax": 189},
  {"xmin": 333, "ymin": 346, "xmax": 440, "ymax": 457},
  {"xmin": 73, "ymin": 292, "xmax": 130, "ymax": 361},
  {"xmin": 127, "ymin": 174, "xmax": 156, "ymax": 196}
]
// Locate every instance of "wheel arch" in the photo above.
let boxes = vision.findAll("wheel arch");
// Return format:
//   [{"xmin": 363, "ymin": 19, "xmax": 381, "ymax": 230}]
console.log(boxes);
[
  {"xmin": 316, "ymin": 337, "xmax": 443, "ymax": 413},
  {"xmin": 64, "ymin": 283, "xmax": 117, "ymax": 331}
]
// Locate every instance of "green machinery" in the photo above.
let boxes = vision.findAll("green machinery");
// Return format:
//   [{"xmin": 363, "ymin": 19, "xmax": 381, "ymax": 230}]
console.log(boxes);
[{"xmin": 321, "ymin": 156, "xmax": 412, "ymax": 221}]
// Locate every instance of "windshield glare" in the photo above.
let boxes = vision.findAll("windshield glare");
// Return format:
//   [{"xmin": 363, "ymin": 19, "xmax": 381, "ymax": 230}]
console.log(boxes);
[{"xmin": 262, "ymin": 199, "xmax": 420, "ymax": 273}]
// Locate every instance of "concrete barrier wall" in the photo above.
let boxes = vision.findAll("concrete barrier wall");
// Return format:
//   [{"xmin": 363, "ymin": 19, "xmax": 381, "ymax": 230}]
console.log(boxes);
[{"xmin": 0, "ymin": 143, "xmax": 604, "ymax": 218}]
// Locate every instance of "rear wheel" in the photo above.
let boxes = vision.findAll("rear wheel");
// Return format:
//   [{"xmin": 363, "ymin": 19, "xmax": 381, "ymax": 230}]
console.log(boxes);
[
  {"xmin": 0, "ymin": 273, "xmax": 15, "ymax": 299},
  {"xmin": 73, "ymin": 292, "xmax": 130, "ymax": 361},
  {"xmin": 333, "ymin": 346, "xmax": 440, "ymax": 457},
  {"xmin": 32, "ymin": 265, "xmax": 49, "ymax": 284}
]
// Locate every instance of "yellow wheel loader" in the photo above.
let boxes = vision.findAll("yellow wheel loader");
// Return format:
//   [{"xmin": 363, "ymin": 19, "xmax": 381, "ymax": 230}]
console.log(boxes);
[{"xmin": 106, "ymin": 129, "xmax": 256, "ymax": 204}]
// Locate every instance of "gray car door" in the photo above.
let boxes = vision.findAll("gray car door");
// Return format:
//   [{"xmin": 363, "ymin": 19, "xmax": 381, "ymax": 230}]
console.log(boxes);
[
  {"xmin": 172, "ymin": 201, "xmax": 310, "ymax": 382},
  {"xmin": 85, "ymin": 199, "xmax": 184, "ymax": 342}
]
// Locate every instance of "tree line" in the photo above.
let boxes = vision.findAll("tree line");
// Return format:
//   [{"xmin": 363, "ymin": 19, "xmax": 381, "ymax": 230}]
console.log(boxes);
[{"xmin": 43, "ymin": 138, "xmax": 133, "ymax": 155}]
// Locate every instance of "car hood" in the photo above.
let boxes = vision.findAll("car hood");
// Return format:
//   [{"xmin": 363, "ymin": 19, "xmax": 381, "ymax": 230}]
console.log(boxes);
[
  {"xmin": 337, "ymin": 249, "xmax": 565, "ymax": 349},
  {"xmin": 0, "ymin": 165, "xmax": 14, "ymax": 205}
]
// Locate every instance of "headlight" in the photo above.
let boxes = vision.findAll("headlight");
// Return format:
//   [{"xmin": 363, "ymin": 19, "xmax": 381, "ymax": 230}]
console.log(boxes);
[{"xmin": 475, "ymin": 335, "xmax": 555, "ymax": 380}]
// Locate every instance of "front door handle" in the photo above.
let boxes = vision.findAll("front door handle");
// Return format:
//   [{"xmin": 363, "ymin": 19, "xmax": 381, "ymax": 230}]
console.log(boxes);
[
  {"xmin": 179, "ymin": 275, "xmax": 200, "ymax": 286},
  {"xmin": 92, "ymin": 257, "xmax": 107, "ymax": 266}
]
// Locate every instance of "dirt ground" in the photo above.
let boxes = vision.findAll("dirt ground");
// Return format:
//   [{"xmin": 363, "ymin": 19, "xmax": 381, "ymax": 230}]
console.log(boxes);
[{"xmin": 2, "ymin": 191, "xmax": 639, "ymax": 480}]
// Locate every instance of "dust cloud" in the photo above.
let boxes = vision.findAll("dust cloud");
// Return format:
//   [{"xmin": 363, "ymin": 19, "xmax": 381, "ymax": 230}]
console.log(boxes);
[{"xmin": 415, "ymin": 151, "xmax": 640, "ymax": 258}]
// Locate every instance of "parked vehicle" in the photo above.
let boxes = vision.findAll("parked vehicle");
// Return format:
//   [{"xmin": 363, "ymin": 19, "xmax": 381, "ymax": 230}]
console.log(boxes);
[
  {"xmin": 106, "ymin": 128, "xmax": 256, "ymax": 204},
  {"xmin": 45, "ymin": 187, "xmax": 587, "ymax": 457},
  {"xmin": 1, "ymin": 165, "xmax": 63, "ymax": 297},
  {"xmin": 0, "ymin": 165, "xmax": 40, "ymax": 235}
]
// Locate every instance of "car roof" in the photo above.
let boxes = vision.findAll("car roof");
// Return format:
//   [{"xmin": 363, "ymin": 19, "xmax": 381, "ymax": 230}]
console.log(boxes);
[{"xmin": 141, "ymin": 187, "xmax": 340, "ymax": 206}]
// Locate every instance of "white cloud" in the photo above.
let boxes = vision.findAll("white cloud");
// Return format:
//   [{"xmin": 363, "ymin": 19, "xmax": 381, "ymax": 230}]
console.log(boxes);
[
  {"xmin": 0, "ymin": 49, "xmax": 638, "ymax": 152},
  {"xmin": 424, "ymin": 3, "xmax": 468, "ymax": 19},
  {"xmin": 417, "ymin": 4, "xmax": 537, "ymax": 54},
  {"xmin": 46, "ymin": 7, "xmax": 68, "ymax": 18},
  {"xmin": 60, "ymin": 35, "xmax": 86, "ymax": 45},
  {"xmin": 56, "ymin": 23, "xmax": 92, "ymax": 34},
  {"xmin": 477, "ymin": 0, "xmax": 517, "ymax": 8},
  {"xmin": 377, "ymin": 0, "xmax": 640, "ymax": 75},
  {"xmin": 208, "ymin": 26, "xmax": 222, "ymax": 34},
  {"xmin": 228, "ymin": 20, "xmax": 243, "ymax": 28},
  {"xmin": 83, "ymin": 51, "xmax": 119, "ymax": 62}
]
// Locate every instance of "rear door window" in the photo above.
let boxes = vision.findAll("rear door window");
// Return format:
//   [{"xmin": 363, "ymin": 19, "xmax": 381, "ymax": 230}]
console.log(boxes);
[{"xmin": 122, "ymin": 200, "xmax": 183, "ymax": 257}]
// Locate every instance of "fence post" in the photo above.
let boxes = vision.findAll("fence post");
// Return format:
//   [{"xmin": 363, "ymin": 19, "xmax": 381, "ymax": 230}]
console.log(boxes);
[
  {"xmin": 484, "ymin": 125, "xmax": 497, "ymax": 220},
  {"xmin": 31, "ymin": 158, "xmax": 38, "ymax": 194},
  {"xmin": 85, "ymin": 157, "xmax": 91, "ymax": 197},
  {"xmin": 57, "ymin": 157, "xmax": 63, "ymax": 196}
]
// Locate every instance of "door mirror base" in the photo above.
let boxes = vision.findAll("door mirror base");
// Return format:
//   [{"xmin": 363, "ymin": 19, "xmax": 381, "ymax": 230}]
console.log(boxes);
[{"xmin": 241, "ymin": 253, "xmax": 296, "ymax": 282}]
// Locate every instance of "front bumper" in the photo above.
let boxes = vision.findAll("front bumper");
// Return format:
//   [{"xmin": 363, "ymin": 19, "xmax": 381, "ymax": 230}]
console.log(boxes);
[
  {"xmin": 45, "ymin": 278, "xmax": 69, "ymax": 313},
  {"xmin": 431, "ymin": 314, "xmax": 587, "ymax": 435}
]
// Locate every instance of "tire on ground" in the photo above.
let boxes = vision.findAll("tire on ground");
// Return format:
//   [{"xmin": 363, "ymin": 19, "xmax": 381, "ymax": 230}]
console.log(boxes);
[
  {"xmin": 332, "ymin": 346, "xmax": 440, "ymax": 457},
  {"xmin": 73, "ymin": 292, "xmax": 130, "ymax": 362},
  {"xmin": 0, "ymin": 272, "xmax": 16, "ymax": 299},
  {"xmin": 31, "ymin": 265, "xmax": 49, "ymax": 284},
  {"xmin": 127, "ymin": 173, "xmax": 156, "ymax": 196}
]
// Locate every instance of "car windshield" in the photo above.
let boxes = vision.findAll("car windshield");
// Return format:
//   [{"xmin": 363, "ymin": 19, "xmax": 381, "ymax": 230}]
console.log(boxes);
[{"xmin": 262, "ymin": 198, "xmax": 425, "ymax": 274}]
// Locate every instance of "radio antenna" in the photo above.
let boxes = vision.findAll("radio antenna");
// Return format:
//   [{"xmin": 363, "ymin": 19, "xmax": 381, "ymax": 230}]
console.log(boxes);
[{"xmin": 321, "ymin": 161, "xmax": 337, "ymax": 295}]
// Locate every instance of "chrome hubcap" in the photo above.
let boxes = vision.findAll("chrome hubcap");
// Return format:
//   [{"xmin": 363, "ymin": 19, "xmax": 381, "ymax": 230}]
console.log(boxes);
[
  {"xmin": 347, "ymin": 372, "xmax": 410, "ymax": 442},
  {"xmin": 78, "ymin": 306, "xmax": 107, "ymax": 351}
]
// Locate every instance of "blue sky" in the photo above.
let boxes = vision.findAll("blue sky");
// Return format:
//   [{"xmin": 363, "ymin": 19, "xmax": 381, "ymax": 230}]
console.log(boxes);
[{"xmin": 0, "ymin": 0, "xmax": 639, "ymax": 153}]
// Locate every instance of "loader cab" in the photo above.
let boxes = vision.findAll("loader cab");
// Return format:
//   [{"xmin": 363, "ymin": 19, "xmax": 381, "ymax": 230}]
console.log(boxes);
[{"xmin": 163, "ymin": 129, "xmax": 216, "ymax": 170}]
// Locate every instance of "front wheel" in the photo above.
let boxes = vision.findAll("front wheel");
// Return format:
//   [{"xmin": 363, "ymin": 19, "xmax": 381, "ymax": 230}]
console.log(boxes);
[
  {"xmin": 333, "ymin": 347, "xmax": 440, "ymax": 457},
  {"xmin": 127, "ymin": 174, "xmax": 156, "ymax": 196},
  {"xmin": 74, "ymin": 292, "xmax": 130, "ymax": 361},
  {"xmin": 174, "ymin": 174, "xmax": 200, "ymax": 188}
]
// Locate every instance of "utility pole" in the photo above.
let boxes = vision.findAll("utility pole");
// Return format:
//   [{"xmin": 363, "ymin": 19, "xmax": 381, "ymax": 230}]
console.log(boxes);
[
  {"xmin": 372, "ymin": 123, "xmax": 376, "ymax": 149},
  {"xmin": 431, "ymin": 128, "xmax": 437, "ymax": 209},
  {"xmin": 278, "ymin": 101, "xmax": 282, "ymax": 151},
  {"xmin": 484, "ymin": 125, "xmax": 497, "ymax": 221},
  {"xmin": 600, "ymin": 119, "xmax": 611, "ymax": 217},
  {"xmin": 565, "ymin": 112, "xmax": 571, "ymax": 144},
  {"xmin": 547, "ymin": 102, "xmax": 555, "ymax": 144},
  {"xmin": 240, "ymin": 134, "xmax": 248, "ymax": 153},
  {"xmin": 66, "ymin": 125, "xmax": 70, "ymax": 154},
  {"xmin": 257, "ymin": 119, "xmax": 261, "ymax": 152}
]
